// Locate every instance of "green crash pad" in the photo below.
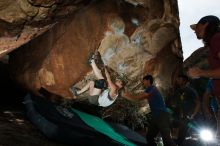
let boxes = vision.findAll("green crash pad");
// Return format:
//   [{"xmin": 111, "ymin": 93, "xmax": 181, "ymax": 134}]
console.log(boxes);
[{"xmin": 71, "ymin": 108, "xmax": 137, "ymax": 146}]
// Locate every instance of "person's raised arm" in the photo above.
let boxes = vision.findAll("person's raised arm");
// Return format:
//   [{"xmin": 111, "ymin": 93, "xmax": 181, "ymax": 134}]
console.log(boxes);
[
  {"xmin": 104, "ymin": 67, "xmax": 117, "ymax": 91},
  {"xmin": 122, "ymin": 90, "xmax": 150, "ymax": 101}
]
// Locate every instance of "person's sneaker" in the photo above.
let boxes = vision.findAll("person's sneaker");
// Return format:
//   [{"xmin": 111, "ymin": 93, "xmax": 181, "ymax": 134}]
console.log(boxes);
[
  {"xmin": 70, "ymin": 86, "xmax": 79, "ymax": 96},
  {"xmin": 88, "ymin": 53, "xmax": 95, "ymax": 64},
  {"xmin": 94, "ymin": 51, "xmax": 101, "ymax": 62}
]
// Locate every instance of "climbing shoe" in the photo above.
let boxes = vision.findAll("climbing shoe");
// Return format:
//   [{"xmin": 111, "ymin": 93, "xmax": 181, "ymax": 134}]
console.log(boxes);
[{"xmin": 70, "ymin": 86, "xmax": 79, "ymax": 96}]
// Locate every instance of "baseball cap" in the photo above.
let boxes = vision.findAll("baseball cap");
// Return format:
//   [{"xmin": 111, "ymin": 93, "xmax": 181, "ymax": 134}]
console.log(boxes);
[{"xmin": 190, "ymin": 15, "xmax": 220, "ymax": 30}]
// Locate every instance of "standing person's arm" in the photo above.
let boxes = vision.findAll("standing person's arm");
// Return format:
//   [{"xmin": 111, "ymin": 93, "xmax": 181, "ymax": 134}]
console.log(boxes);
[
  {"xmin": 202, "ymin": 80, "xmax": 213, "ymax": 118},
  {"xmin": 188, "ymin": 67, "xmax": 220, "ymax": 79},
  {"xmin": 203, "ymin": 90, "xmax": 212, "ymax": 118},
  {"xmin": 188, "ymin": 38, "xmax": 220, "ymax": 79},
  {"xmin": 122, "ymin": 90, "xmax": 151, "ymax": 101},
  {"xmin": 190, "ymin": 89, "xmax": 201, "ymax": 118},
  {"xmin": 191, "ymin": 96, "xmax": 201, "ymax": 118}
]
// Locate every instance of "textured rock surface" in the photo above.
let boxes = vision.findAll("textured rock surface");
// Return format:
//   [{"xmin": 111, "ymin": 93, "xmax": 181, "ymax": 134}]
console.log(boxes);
[
  {"xmin": 6, "ymin": 0, "xmax": 182, "ymax": 100},
  {"xmin": 0, "ymin": 0, "xmax": 89, "ymax": 57},
  {"xmin": 0, "ymin": 0, "xmax": 184, "ymax": 144}
]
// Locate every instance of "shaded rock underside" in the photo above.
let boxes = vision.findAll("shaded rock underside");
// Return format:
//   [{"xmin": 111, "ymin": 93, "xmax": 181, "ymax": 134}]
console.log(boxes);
[{"xmin": 0, "ymin": 0, "xmax": 184, "ymax": 144}]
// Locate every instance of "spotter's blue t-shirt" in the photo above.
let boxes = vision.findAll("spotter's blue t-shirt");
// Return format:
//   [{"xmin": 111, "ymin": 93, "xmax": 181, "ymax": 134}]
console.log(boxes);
[{"xmin": 144, "ymin": 85, "xmax": 167, "ymax": 117}]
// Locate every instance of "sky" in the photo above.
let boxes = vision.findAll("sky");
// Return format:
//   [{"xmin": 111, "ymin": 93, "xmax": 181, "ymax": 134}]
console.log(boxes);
[{"xmin": 178, "ymin": 0, "xmax": 220, "ymax": 60}]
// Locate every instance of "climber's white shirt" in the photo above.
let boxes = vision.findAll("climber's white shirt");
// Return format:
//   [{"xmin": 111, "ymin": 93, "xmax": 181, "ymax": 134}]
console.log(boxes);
[{"xmin": 98, "ymin": 89, "xmax": 118, "ymax": 107}]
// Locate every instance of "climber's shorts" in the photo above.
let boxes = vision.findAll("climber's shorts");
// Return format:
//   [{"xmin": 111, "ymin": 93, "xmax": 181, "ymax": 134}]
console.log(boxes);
[{"xmin": 94, "ymin": 79, "xmax": 107, "ymax": 90}]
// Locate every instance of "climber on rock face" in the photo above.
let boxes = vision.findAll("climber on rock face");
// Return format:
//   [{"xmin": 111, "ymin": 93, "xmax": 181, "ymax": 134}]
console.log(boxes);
[{"xmin": 70, "ymin": 51, "xmax": 126, "ymax": 107}]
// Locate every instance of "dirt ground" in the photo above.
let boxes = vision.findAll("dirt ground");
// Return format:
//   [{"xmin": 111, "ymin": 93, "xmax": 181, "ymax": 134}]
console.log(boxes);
[
  {"xmin": 0, "ymin": 63, "xmax": 70, "ymax": 146},
  {"xmin": 0, "ymin": 102, "xmax": 69, "ymax": 146}
]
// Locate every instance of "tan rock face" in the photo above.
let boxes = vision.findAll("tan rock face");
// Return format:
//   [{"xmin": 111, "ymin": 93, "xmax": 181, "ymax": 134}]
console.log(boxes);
[{"xmin": 6, "ymin": 0, "xmax": 182, "ymax": 101}]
